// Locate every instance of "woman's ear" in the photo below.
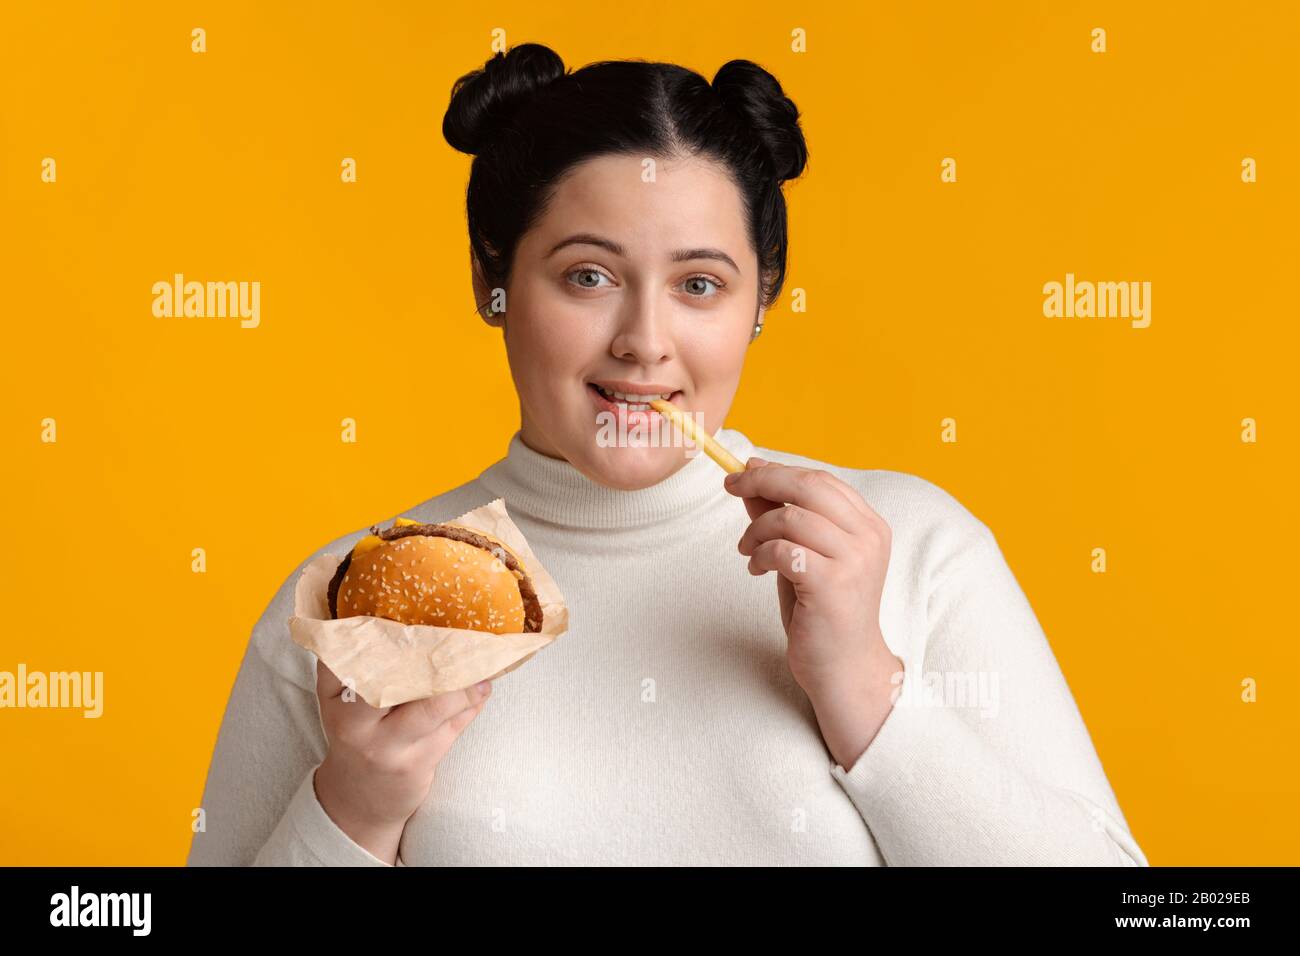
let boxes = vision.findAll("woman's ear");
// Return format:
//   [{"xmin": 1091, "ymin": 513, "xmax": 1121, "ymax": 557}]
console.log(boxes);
[{"xmin": 471, "ymin": 255, "xmax": 506, "ymax": 328}]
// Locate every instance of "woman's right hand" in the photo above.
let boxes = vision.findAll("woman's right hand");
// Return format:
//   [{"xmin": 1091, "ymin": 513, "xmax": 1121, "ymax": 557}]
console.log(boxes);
[{"xmin": 312, "ymin": 658, "xmax": 492, "ymax": 864}]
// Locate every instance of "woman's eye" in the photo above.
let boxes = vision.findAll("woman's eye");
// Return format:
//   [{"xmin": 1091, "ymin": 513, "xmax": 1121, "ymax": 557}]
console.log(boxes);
[
  {"xmin": 565, "ymin": 267, "xmax": 723, "ymax": 297},
  {"xmin": 681, "ymin": 275, "xmax": 723, "ymax": 297},
  {"xmin": 566, "ymin": 267, "xmax": 612, "ymax": 289}
]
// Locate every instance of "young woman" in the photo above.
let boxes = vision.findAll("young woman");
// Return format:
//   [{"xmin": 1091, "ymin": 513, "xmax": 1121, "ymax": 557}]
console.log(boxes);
[{"xmin": 188, "ymin": 44, "xmax": 1147, "ymax": 867}]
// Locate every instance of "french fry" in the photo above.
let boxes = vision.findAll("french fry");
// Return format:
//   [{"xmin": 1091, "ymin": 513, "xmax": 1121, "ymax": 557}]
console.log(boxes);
[{"xmin": 648, "ymin": 399, "xmax": 747, "ymax": 474}]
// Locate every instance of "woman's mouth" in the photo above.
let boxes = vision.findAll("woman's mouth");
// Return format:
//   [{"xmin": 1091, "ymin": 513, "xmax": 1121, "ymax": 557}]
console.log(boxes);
[{"xmin": 587, "ymin": 382, "xmax": 682, "ymax": 413}]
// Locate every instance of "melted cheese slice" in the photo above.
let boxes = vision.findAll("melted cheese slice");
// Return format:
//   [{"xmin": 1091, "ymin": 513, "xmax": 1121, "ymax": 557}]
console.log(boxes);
[{"xmin": 350, "ymin": 516, "xmax": 423, "ymax": 557}]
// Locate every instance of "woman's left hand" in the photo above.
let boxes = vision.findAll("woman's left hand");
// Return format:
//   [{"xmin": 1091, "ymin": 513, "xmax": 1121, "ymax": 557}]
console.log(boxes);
[{"xmin": 724, "ymin": 456, "xmax": 905, "ymax": 768}]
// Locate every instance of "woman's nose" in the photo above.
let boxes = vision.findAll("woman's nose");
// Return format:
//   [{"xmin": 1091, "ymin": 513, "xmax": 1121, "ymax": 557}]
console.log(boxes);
[{"xmin": 609, "ymin": 299, "xmax": 675, "ymax": 364}]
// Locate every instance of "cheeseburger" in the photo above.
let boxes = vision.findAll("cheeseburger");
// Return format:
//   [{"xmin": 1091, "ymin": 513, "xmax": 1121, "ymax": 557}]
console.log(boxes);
[{"xmin": 328, "ymin": 517, "xmax": 543, "ymax": 634}]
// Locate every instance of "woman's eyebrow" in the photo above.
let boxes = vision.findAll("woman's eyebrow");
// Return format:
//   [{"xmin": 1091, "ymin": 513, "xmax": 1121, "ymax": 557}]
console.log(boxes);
[
  {"xmin": 670, "ymin": 247, "xmax": 740, "ymax": 272},
  {"xmin": 545, "ymin": 233, "xmax": 739, "ymax": 272}
]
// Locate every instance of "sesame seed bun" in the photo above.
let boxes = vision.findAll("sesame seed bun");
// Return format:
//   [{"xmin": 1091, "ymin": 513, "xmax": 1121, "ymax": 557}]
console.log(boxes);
[{"xmin": 327, "ymin": 520, "xmax": 543, "ymax": 634}]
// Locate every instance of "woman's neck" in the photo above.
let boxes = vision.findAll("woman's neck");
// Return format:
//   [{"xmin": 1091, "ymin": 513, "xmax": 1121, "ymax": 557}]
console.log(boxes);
[{"xmin": 477, "ymin": 427, "xmax": 753, "ymax": 530}]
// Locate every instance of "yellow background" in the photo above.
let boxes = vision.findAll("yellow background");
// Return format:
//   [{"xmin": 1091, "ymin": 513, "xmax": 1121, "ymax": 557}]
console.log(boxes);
[{"xmin": 1, "ymin": 1, "xmax": 1296, "ymax": 865}]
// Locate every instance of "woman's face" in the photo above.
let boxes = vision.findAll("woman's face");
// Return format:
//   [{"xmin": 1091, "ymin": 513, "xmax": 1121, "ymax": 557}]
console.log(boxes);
[{"xmin": 474, "ymin": 152, "xmax": 762, "ymax": 490}]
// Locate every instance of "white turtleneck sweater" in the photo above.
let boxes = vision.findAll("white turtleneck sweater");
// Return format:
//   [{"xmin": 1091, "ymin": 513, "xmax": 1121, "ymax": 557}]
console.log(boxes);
[{"xmin": 187, "ymin": 428, "xmax": 1148, "ymax": 867}]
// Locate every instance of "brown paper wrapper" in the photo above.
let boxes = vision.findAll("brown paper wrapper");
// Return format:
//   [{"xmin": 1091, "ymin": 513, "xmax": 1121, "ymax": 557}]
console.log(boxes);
[{"xmin": 288, "ymin": 498, "xmax": 567, "ymax": 708}]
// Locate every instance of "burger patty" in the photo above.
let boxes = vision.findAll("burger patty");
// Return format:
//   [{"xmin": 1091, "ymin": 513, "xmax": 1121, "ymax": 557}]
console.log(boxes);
[{"xmin": 327, "ymin": 522, "xmax": 543, "ymax": 632}]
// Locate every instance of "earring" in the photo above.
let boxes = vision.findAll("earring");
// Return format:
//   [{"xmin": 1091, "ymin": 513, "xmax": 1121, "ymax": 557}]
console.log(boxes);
[{"xmin": 750, "ymin": 319, "xmax": 764, "ymax": 341}]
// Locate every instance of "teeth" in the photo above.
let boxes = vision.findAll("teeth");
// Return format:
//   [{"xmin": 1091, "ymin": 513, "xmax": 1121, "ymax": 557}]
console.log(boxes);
[{"xmin": 594, "ymin": 385, "xmax": 672, "ymax": 403}]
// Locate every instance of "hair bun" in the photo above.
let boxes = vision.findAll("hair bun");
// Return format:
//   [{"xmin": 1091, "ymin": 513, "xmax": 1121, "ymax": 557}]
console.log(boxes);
[
  {"xmin": 710, "ymin": 59, "xmax": 808, "ymax": 182},
  {"xmin": 443, "ymin": 43, "xmax": 567, "ymax": 155}
]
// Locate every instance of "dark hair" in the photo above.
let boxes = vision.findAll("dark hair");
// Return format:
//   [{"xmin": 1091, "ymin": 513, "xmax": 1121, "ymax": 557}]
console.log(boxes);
[{"xmin": 442, "ymin": 43, "xmax": 808, "ymax": 313}]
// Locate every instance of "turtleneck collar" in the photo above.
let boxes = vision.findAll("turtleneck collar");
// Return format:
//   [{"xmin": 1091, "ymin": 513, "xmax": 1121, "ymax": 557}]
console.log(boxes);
[{"xmin": 477, "ymin": 427, "xmax": 755, "ymax": 530}]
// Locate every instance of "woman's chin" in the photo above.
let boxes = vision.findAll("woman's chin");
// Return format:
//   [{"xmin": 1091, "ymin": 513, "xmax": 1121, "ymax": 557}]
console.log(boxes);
[{"xmin": 576, "ymin": 441, "xmax": 693, "ymax": 490}]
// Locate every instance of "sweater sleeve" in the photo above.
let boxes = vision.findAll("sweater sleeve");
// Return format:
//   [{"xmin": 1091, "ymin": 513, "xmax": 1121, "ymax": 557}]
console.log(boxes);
[
  {"xmin": 186, "ymin": 581, "xmax": 398, "ymax": 867},
  {"xmin": 828, "ymin": 522, "xmax": 1149, "ymax": 867}
]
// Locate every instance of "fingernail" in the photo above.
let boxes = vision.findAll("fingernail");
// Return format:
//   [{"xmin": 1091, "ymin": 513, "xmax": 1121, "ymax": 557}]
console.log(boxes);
[
  {"xmin": 748, "ymin": 456, "xmax": 767, "ymax": 467},
  {"xmin": 476, "ymin": 680, "xmax": 492, "ymax": 694},
  {"xmin": 724, "ymin": 472, "xmax": 739, "ymax": 485}
]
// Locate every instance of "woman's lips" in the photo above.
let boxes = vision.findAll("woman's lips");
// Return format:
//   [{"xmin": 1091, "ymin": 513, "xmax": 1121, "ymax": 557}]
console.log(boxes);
[{"xmin": 587, "ymin": 383, "xmax": 682, "ymax": 420}]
